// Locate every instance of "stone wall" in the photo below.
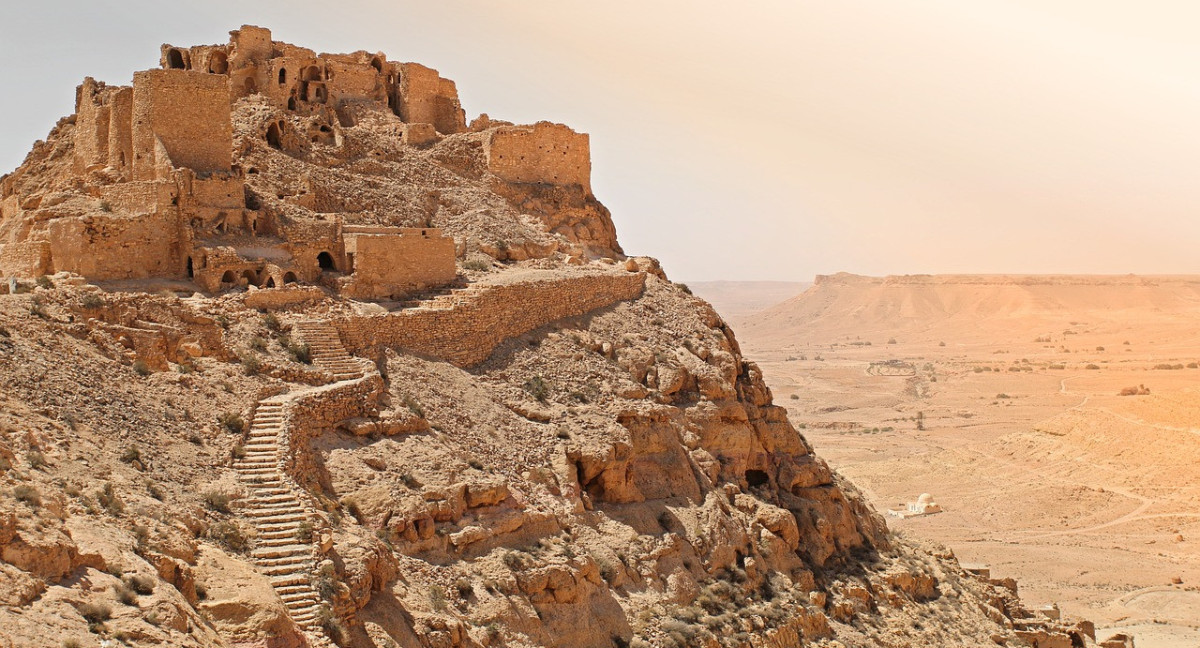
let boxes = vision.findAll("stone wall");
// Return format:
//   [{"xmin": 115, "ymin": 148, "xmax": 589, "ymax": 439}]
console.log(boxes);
[
  {"xmin": 334, "ymin": 271, "xmax": 646, "ymax": 366},
  {"xmin": 0, "ymin": 241, "xmax": 52, "ymax": 277},
  {"xmin": 46, "ymin": 210, "xmax": 183, "ymax": 280},
  {"xmin": 132, "ymin": 70, "xmax": 232, "ymax": 181},
  {"xmin": 485, "ymin": 122, "xmax": 592, "ymax": 195},
  {"xmin": 341, "ymin": 228, "xmax": 456, "ymax": 299},
  {"xmin": 395, "ymin": 63, "xmax": 466, "ymax": 135}
]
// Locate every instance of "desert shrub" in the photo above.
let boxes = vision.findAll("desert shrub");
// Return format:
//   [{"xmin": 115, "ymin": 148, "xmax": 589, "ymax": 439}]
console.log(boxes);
[
  {"xmin": 454, "ymin": 577, "xmax": 473, "ymax": 599},
  {"xmin": 0, "ymin": 326, "xmax": 8, "ymax": 338},
  {"xmin": 77, "ymin": 602, "xmax": 111, "ymax": 623},
  {"xmin": 248, "ymin": 336, "xmax": 268, "ymax": 352},
  {"xmin": 1096, "ymin": 346, "xmax": 1105, "ymax": 351},
  {"xmin": 429, "ymin": 584, "xmax": 448, "ymax": 611},
  {"xmin": 341, "ymin": 497, "xmax": 364, "ymax": 523},
  {"xmin": 463, "ymin": 257, "xmax": 491, "ymax": 271},
  {"xmin": 218, "ymin": 412, "xmax": 245, "ymax": 434},
  {"xmin": 523, "ymin": 375, "xmax": 550, "ymax": 403},
  {"xmin": 675, "ymin": 282, "xmax": 693, "ymax": 295},
  {"xmin": 27, "ymin": 449, "xmax": 46, "ymax": 469},
  {"xmin": 286, "ymin": 340, "xmax": 311, "ymax": 364},
  {"xmin": 231, "ymin": 443, "xmax": 246, "ymax": 460},
  {"xmin": 120, "ymin": 446, "xmax": 142, "ymax": 464},
  {"xmin": 240, "ymin": 354, "xmax": 262, "ymax": 376},
  {"xmin": 296, "ymin": 520, "xmax": 314, "ymax": 542},
  {"xmin": 401, "ymin": 394, "xmax": 425, "ymax": 418},
  {"xmin": 176, "ymin": 362, "xmax": 196, "ymax": 374},
  {"xmin": 98, "ymin": 200, "xmax": 112, "ymax": 213},
  {"xmin": 132, "ymin": 360, "xmax": 151, "ymax": 377},
  {"xmin": 114, "ymin": 582, "xmax": 138, "ymax": 605},
  {"xmin": 996, "ymin": 393, "xmax": 1011, "ymax": 399},
  {"xmin": 127, "ymin": 574, "xmax": 155, "ymax": 595},
  {"xmin": 208, "ymin": 521, "xmax": 248, "ymax": 552},
  {"xmin": 789, "ymin": 393, "xmax": 799, "ymax": 400},
  {"xmin": 0, "ymin": 454, "xmax": 11, "ymax": 472},
  {"xmin": 81, "ymin": 293, "xmax": 104, "ymax": 309},
  {"xmin": 13, "ymin": 484, "xmax": 41, "ymax": 507},
  {"xmin": 315, "ymin": 562, "xmax": 337, "ymax": 598},
  {"xmin": 146, "ymin": 480, "xmax": 165, "ymax": 501},
  {"xmin": 62, "ymin": 640, "xmax": 82, "ymax": 648},
  {"xmin": 399, "ymin": 472, "xmax": 422, "ymax": 489},
  {"xmin": 887, "ymin": 338, "xmax": 898, "ymax": 344},
  {"xmin": 1085, "ymin": 364, "xmax": 1100, "ymax": 370},
  {"xmin": 262, "ymin": 313, "xmax": 282, "ymax": 333},
  {"xmin": 204, "ymin": 491, "xmax": 232, "ymax": 514},
  {"xmin": 36, "ymin": 275, "xmax": 54, "ymax": 290},
  {"xmin": 97, "ymin": 482, "xmax": 124, "ymax": 515},
  {"xmin": 1154, "ymin": 363, "xmax": 1185, "ymax": 370}
]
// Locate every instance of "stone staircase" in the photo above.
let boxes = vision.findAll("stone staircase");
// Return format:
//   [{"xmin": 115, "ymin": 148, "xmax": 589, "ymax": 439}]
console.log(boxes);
[
  {"xmin": 294, "ymin": 320, "xmax": 363, "ymax": 380},
  {"xmin": 230, "ymin": 318, "xmax": 375, "ymax": 646}
]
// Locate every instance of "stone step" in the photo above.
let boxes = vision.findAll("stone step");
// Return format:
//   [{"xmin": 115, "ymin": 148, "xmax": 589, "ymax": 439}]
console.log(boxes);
[
  {"xmin": 249, "ymin": 493, "xmax": 296, "ymax": 504},
  {"xmin": 275, "ymin": 584, "xmax": 313, "ymax": 596},
  {"xmin": 250, "ymin": 511, "xmax": 308, "ymax": 524},
  {"xmin": 281, "ymin": 592, "xmax": 320, "ymax": 605},
  {"xmin": 270, "ymin": 573, "xmax": 309, "ymax": 587},
  {"xmin": 235, "ymin": 468, "xmax": 276, "ymax": 477},
  {"xmin": 262, "ymin": 562, "xmax": 312, "ymax": 576},
  {"xmin": 257, "ymin": 555, "xmax": 312, "ymax": 568},
  {"xmin": 254, "ymin": 543, "xmax": 312, "ymax": 558},
  {"xmin": 259, "ymin": 533, "xmax": 308, "ymax": 545},
  {"xmin": 245, "ymin": 478, "xmax": 283, "ymax": 488}
]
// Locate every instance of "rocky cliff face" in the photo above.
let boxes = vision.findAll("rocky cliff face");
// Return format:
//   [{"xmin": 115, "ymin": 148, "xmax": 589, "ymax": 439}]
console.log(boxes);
[{"xmin": 0, "ymin": 29, "xmax": 1096, "ymax": 648}]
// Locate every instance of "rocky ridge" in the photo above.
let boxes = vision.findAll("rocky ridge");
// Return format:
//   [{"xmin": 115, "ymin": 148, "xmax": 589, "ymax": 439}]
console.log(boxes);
[{"xmin": 0, "ymin": 28, "xmax": 1102, "ymax": 648}]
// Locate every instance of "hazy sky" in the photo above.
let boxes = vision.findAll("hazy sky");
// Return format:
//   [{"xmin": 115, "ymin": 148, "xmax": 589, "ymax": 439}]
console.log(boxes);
[{"xmin": 3, "ymin": 1, "xmax": 1200, "ymax": 281}]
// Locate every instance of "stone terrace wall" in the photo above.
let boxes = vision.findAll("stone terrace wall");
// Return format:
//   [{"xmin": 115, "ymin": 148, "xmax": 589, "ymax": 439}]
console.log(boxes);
[
  {"xmin": 334, "ymin": 271, "xmax": 645, "ymax": 366},
  {"xmin": 485, "ymin": 122, "xmax": 592, "ymax": 195}
]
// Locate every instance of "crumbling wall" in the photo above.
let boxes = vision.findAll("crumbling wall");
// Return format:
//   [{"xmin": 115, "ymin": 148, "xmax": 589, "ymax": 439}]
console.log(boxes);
[
  {"xmin": 485, "ymin": 122, "xmax": 591, "ymax": 195},
  {"xmin": 0, "ymin": 241, "xmax": 52, "ymax": 277},
  {"xmin": 74, "ymin": 78, "xmax": 111, "ymax": 173},
  {"xmin": 45, "ymin": 210, "xmax": 183, "ymax": 280},
  {"xmin": 395, "ymin": 63, "xmax": 466, "ymax": 135},
  {"xmin": 132, "ymin": 70, "xmax": 232, "ymax": 180},
  {"xmin": 341, "ymin": 228, "xmax": 456, "ymax": 299},
  {"xmin": 334, "ymin": 271, "xmax": 646, "ymax": 366}
]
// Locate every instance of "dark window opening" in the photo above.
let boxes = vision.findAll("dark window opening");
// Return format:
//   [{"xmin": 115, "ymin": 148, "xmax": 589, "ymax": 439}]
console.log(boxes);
[
  {"xmin": 208, "ymin": 52, "xmax": 228, "ymax": 75},
  {"xmin": 186, "ymin": 257, "xmax": 194, "ymax": 278},
  {"xmin": 287, "ymin": 96, "xmax": 297, "ymax": 111},
  {"xmin": 167, "ymin": 49, "xmax": 185, "ymax": 69},
  {"xmin": 266, "ymin": 122, "xmax": 282, "ymax": 149},
  {"xmin": 371, "ymin": 57, "xmax": 384, "ymax": 72},
  {"xmin": 264, "ymin": 277, "xmax": 276, "ymax": 288},
  {"xmin": 243, "ymin": 77, "xmax": 257, "ymax": 95},
  {"xmin": 242, "ymin": 269, "xmax": 258, "ymax": 285},
  {"xmin": 278, "ymin": 68, "xmax": 287, "ymax": 84},
  {"xmin": 317, "ymin": 251, "xmax": 336, "ymax": 271},
  {"xmin": 283, "ymin": 271, "xmax": 298, "ymax": 284},
  {"xmin": 303, "ymin": 65, "xmax": 322, "ymax": 81},
  {"xmin": 220, "ymin": 270, "xmax": 237, "ymax": 286},
  {"xmin": 745, "ymin": 469, "xmax": 770, "ymax": 488}
]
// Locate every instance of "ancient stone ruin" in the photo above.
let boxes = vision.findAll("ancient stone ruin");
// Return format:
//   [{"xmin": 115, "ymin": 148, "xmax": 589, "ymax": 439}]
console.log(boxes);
[{"xmin": 1, "ymin": 25, "xmax": 609, "ymax": 300}]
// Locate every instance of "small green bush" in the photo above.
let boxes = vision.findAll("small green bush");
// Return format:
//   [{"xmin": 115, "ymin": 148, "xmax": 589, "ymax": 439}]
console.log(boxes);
[
  {"xmin": 463, "ymin": 257, "xmax": 491, "ymax": 271},
  {"xmin": 77, "ymin": 602, "xmax": 112, "ymax": 623},
  {"xmin": 218, "ymin": 412, "xmax": 245, "ymax": 434},
  {"xmin": 13, "ymin": 484, "xmax": 41, "ymax": 507},
  {"xmin": 35, "ymin": 275, "xmax": 54, "ymax": 290},
  {"xmin": 248, "ymin": 336, "xmax": 268, "ymax": 352},
  {"xmin": 523, "ymin": 376, "xmax": 550, "ymax": 403},
  {"xmin": 132, "ymin": 360, "xmax": 151, "ymax": 377},
  {"xmin": 120, "ymin": 446, "xmax": 142, "ymax": 464},
  {"xmin": 81, "ymin": 293, "xmax": 104, "ymax": 309},
  {"xmin": 286, "ymin": 341, "xmax": 311, "ymax": 364},
  {"xmin": 97, "ymin": 482, "xmax": 124, "ymax": 515},
  {"xmin": 27, "ymin": 449, "xmax": 47, "ymax": 469},
  {"xmin": 127, "ymin": 574, "xmax": 155, "ymax": 595},
  {"xmin": 208, "ymin": 521, "xmax": 248, "ymax": 552},
  {"xmin": 204, "ymin": 491, "xmax": 232, "ymax": 514},
  {"xmin": 262, "ymin": 313, "xmax": 282, "ymax": 333},
  {"xmin": 240, "ymin": 354, "xmax": 262, "ymax": 376},
  {"xmin": 114, "ymin": 582, "xmax": 138, "ymax": 605}
]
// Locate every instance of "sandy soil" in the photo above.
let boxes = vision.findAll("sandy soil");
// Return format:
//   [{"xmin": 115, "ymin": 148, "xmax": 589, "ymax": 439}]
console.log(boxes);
[{"xmin": 711, "ymin": 276, "xmax": 1200, "ymax": 648}]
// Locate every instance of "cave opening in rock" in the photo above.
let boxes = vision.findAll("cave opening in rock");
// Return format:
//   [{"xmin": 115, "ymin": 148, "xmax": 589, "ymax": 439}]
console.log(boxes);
[{"xmin": 745, "ymin": 469, "xmax": 770, "ymax": 488}]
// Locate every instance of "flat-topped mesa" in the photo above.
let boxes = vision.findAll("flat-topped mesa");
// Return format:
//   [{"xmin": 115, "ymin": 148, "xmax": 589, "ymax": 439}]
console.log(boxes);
[{"xmin": 0, "ymin": 25, "xmax": 618, "ymax": 296}]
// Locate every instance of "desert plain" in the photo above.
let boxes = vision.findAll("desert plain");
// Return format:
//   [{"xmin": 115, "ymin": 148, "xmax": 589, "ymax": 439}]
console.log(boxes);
[{"xmin": 694, "ymin": 273, "xmax": 1200, "ymax": 648}]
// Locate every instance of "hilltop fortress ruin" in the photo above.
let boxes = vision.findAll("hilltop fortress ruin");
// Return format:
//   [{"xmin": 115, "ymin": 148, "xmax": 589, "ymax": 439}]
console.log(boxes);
[{"xmin": 0, "ymin": 25, "xmax": 613, "ymax": 299}]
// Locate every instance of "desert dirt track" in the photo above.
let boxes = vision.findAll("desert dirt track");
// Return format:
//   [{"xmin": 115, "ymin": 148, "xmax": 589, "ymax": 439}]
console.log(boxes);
[{"xmin": 696, "ymin": 276, "xmax": 1200, "ymax": 648}]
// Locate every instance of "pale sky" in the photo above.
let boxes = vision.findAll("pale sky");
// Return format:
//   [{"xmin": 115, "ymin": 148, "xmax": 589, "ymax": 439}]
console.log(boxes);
[{"xmin": 3, "ymin": 1, "xmax": 1200, "ymax": 281}]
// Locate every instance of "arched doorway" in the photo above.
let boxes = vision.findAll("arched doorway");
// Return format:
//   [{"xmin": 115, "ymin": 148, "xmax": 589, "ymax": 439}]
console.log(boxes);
[
  {"xmin": 317, "ymin": 252, "xmax": 336, "ymax": 271},
  {"xmin": 264, "ymin": 277, "xmax": 276, "ymax": 288},
  {"xmin": 220, "ymin": 270, "xmax": 237, "ymax": 288},
  {"xmin": 186, "ymin": 257, "xmax": 194, "ymax": 278},
  {"xmin": 242, "ymin": 269, "xmax": 258, "ymax": 285},
  {"xmin": 283, "ymin": 271, "xmax": 298, "ymax": 284},
  {"xmin": 208, "ymin": 52, "xmax": 228, "ymax": 74},
  {"xmin": 167, "ymin": 49, "xmax": 186, "ymax": 69},
  {"xmin": 266, "ymin": 122, "xmax": 282, "ymax": 149}
]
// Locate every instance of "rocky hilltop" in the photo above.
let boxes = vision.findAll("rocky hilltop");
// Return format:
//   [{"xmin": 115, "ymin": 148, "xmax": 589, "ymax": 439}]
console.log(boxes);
[{"xmin": 0, "ymin": 28, "xmax": 1101, "ymax": 648}]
